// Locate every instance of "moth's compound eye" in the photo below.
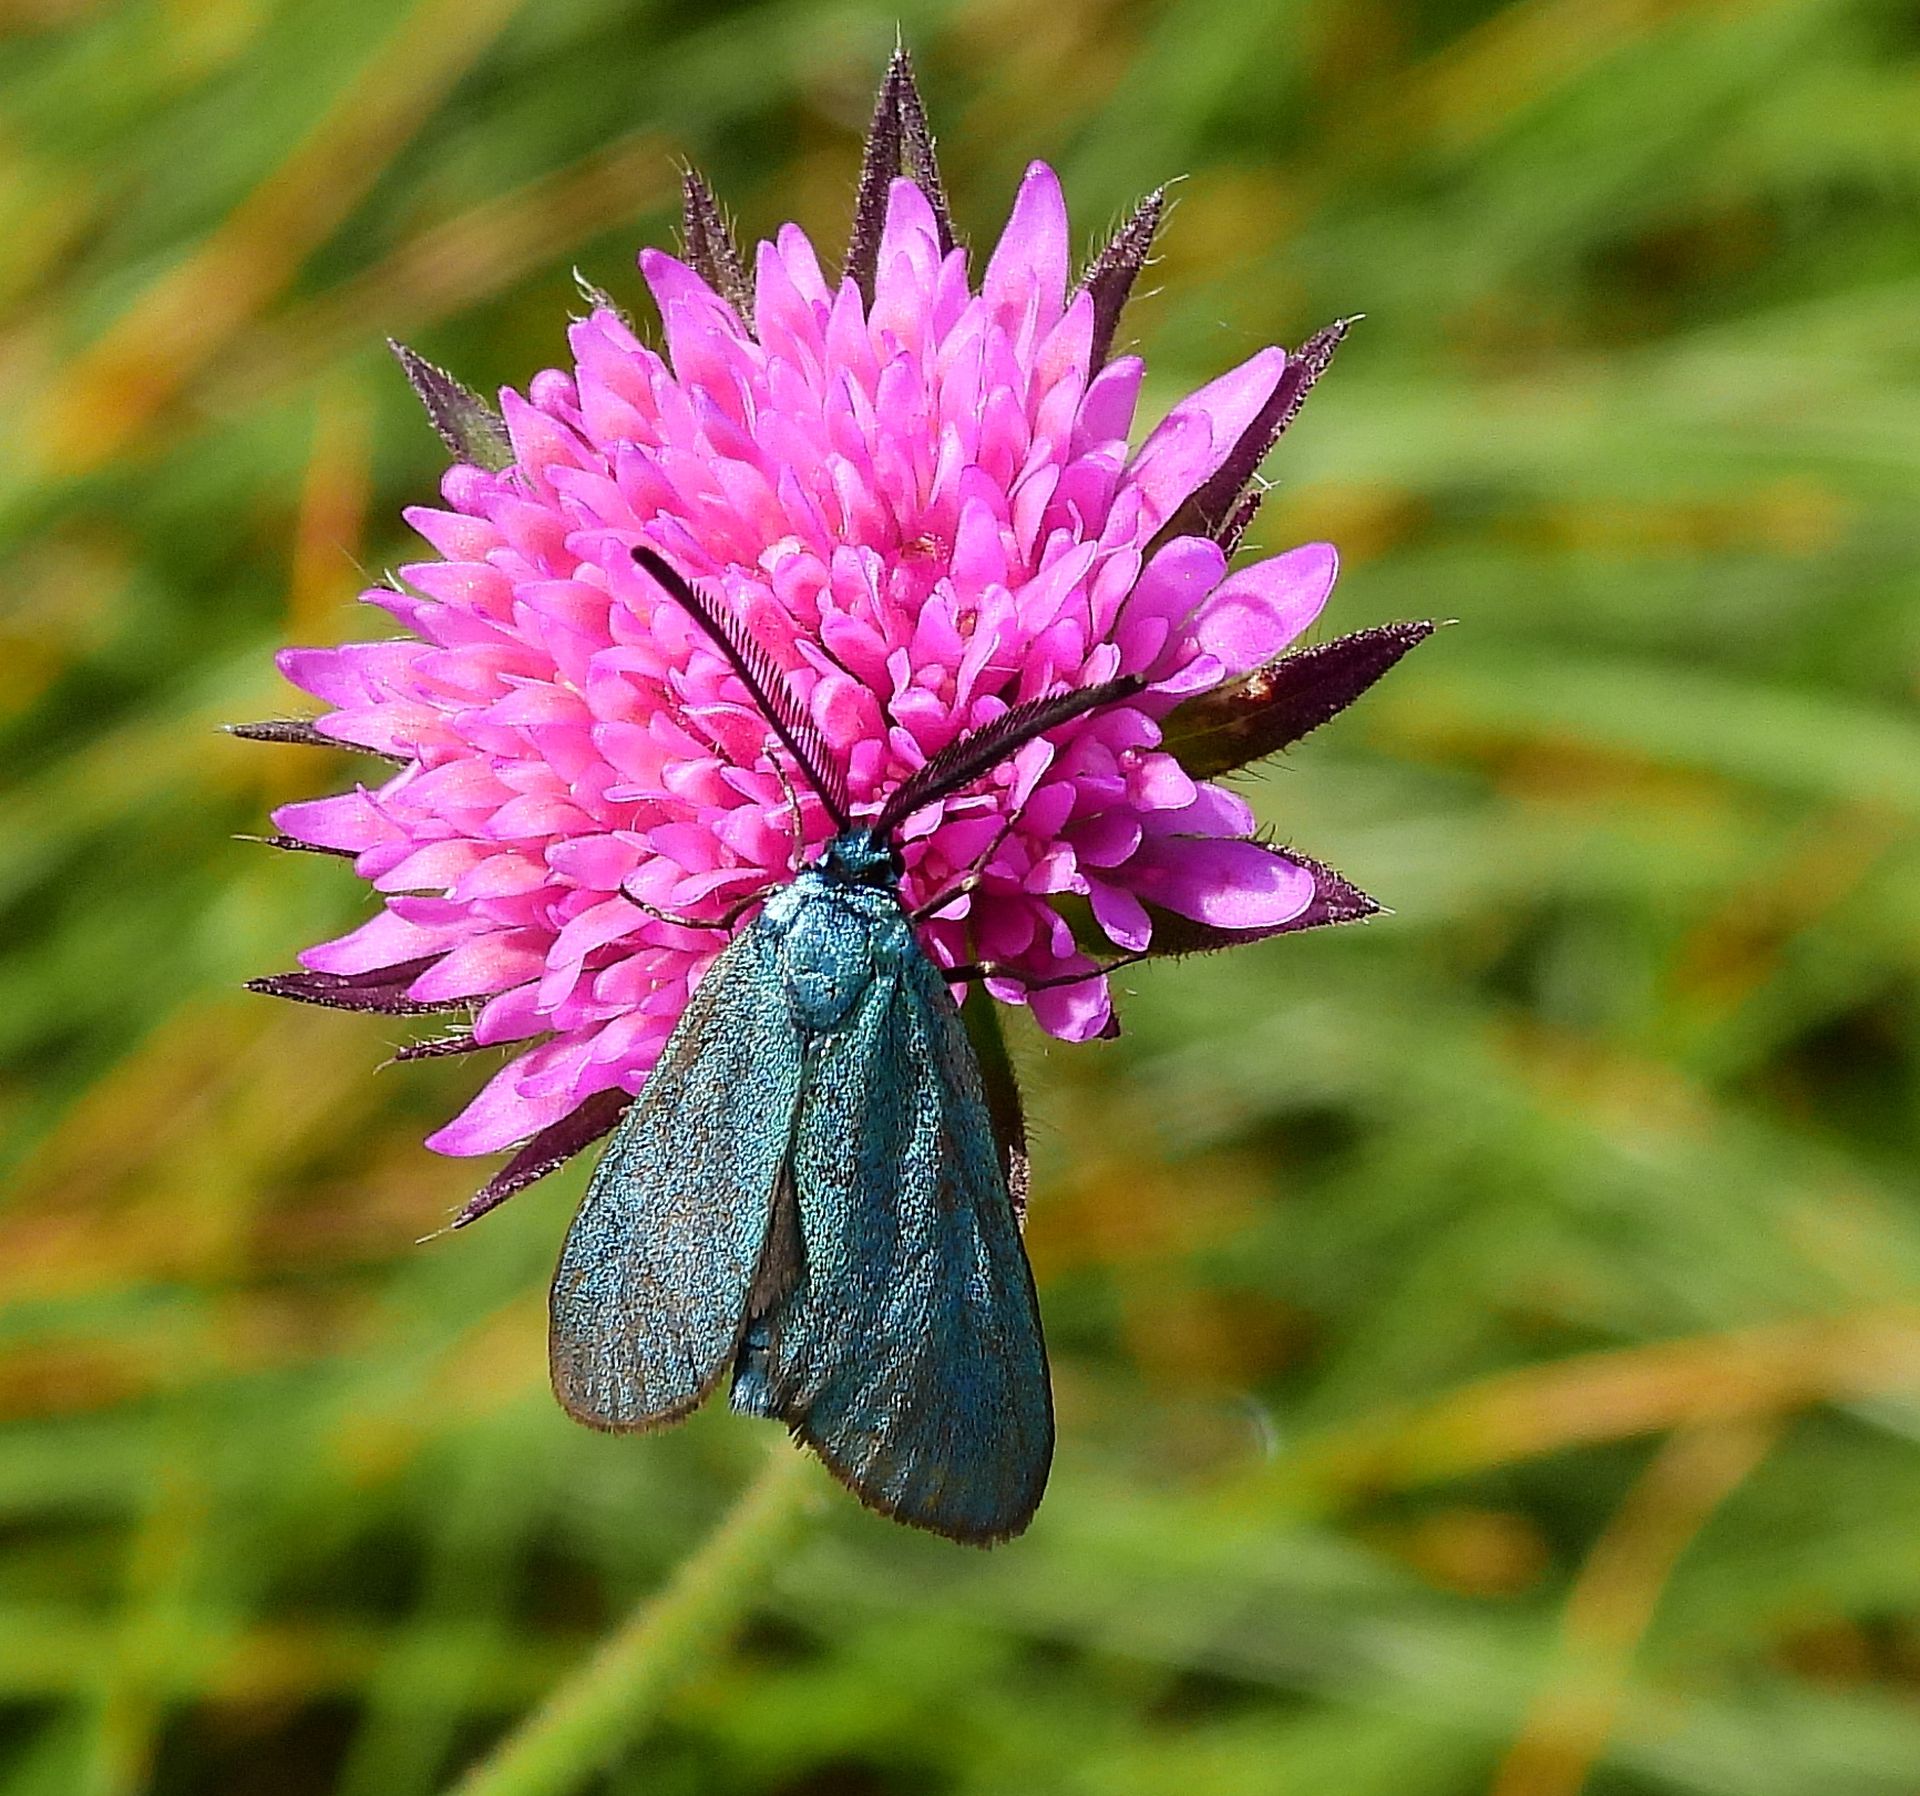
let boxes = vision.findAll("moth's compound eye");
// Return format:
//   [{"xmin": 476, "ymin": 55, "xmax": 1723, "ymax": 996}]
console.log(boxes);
[{"xmin": 887, "ymin": 845, "xmax": 906, "ymax": 880}]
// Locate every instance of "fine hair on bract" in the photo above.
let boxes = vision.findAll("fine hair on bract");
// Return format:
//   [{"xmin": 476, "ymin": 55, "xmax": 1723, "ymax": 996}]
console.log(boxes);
[{"xmin": 633, "ymin": 546, "xmax": 1145, "ymax": 852}]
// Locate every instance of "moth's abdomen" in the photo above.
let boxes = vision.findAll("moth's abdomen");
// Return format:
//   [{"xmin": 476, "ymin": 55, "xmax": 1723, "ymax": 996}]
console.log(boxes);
[{"xmin": 730, "ymin": 1318, "xmax": 780, "ymax": 1418}]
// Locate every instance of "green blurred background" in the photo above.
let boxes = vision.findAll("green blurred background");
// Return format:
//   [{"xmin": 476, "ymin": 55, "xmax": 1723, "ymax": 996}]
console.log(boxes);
[{"xmin": 4, "ymin": 0, "xmax": 1919, "ymax": 1791}]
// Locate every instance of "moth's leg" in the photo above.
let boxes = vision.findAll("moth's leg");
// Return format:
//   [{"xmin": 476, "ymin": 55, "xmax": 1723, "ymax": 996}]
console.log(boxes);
[
  {"xmin": 908, "ymin": 811, "xmax": 1021, "ymax": 924},
  {"xmin": 946, "ymin": 952, "xmax": 1149, "ymax": 989},
  {"xmin": 628, "ymin": 888, "xmax": 769, "ymax": 933}
]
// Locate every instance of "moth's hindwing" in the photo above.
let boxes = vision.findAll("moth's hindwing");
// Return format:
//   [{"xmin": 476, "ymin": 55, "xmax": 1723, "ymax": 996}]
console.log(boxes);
[
  {"xmin": 549, "ymin": 922, "xmax": 805, "ymax": 1430},
  {"xmin": 759, "ymin": 939, "xmax": 1054, "ymax": 1544}
]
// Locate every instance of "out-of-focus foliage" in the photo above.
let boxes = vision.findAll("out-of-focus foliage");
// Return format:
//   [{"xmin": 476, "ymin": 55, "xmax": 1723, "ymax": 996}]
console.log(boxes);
[{"xmin": 2, "ymin": 0, "xmax": 1918, "ymax": 1791}]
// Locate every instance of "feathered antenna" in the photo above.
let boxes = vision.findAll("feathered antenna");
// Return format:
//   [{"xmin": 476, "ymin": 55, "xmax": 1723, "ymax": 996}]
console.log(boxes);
[
  {"xmin": 870, "ymin": 676, "xmax": 1146, "ymax": 842},
  {"xmin": 633, "ymin": 548, "xmax": 852, "ymax": 832}
]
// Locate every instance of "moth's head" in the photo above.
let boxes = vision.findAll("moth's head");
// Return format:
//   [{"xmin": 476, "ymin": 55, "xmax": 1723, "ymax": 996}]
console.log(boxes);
[{"xmin": 821, "ymin": 828, "xmax": 904, "ymax": 888}]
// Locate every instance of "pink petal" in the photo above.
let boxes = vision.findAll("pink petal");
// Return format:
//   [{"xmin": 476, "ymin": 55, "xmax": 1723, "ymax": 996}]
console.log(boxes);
[
  {"xmin": 547, "ymin": 896, "xmax": 646, "ymax": 972},
  {"xmin": 425, "ymin": 1045, "xmax": 599, "ymax": 1156},
  {"xmin": 403, "ymin": 505, "xmax": 498, "ymax": 560},
  {"xmin": 547, "ymin": 833, "xmax": 645, "ymax": 892},
  {"xmin": 1027, "ymin": 963, "xmax": 1113, "ymax": 1043},
  {"xmin": 1115, "ymin": 537, "xmax": 1227, "ymax": 674},
  {"xmin": 272, "ymin": 789, "xmax": 394, "ymax": 853},
  {"xmin": 408, "ymin": 934, "xmax": 548, "ymax": 1003},
  {"xmin": 638, "ymin": 247, "xmax": 748, "ymax": 345},
  {"xmin": 1123, "ymin": 346, "xmax": 1287, "ymax": 534},
  {"xmin": 298, "ymin": 906, "xmax": 453, "ymax": 976},
  {"xmin": 276, "ymin": 646, "xmax": 368, "ymax": 706},
  {"xmin": 871, "ymin": 178, "xmax": 943, "ymax": 342},
  {"xmin": 1073, "ymin": 355, "xmax": 1144, "ymax": 453},
  {"xmin": 1125, "ymin": 836, "xmax": 1315, "ymax": 932},
  {"xmin": 500, "ymin": 389, "xmax": 585, "ymax": 484},
  {"xmin": 472, "ymin": 982, "xmax": 546, "ymax": 1045},
  {"xmin": 373, "ymin": 838, "xmax": 491, "ymax": 893},
  {"xmin": 1192, "ymin": 542, "xmax": 1338, "ymax": 676},
  {"xmin": 982, "ymin": 162, "xmax": 1070, "ymax": 335},
  {"xmin": 1174, "ymin": 782, "xmax": 1258, "ymax": 837},
  {"xmin": 1088, "ymin": 879, "xmax": 1152, "ymax": 952},
  {"xmin": 1124, "ymin": 751, "xmax": 1197, "ymax": 811}
]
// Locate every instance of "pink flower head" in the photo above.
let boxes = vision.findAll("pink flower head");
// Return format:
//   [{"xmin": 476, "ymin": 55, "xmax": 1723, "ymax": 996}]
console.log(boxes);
[{"xmin": 244, "ymin": 60, "xmax": 1428, "ymax": 1209}]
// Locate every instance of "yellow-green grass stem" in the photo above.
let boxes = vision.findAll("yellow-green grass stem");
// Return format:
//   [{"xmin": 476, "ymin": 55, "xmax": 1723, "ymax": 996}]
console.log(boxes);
[{"xmin": 447, "ymin": 1442, "xmax": 816, "ymax": 1796}]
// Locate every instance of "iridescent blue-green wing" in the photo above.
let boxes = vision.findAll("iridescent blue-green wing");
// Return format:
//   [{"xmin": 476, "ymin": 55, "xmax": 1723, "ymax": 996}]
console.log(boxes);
[
  {"xmin": 549, "ymin": 921, "xmax": 805, "ymax": 1431},
  {"xmin": 758, "ymin": 948, "xmax": 1054, "ymax": 1544}
]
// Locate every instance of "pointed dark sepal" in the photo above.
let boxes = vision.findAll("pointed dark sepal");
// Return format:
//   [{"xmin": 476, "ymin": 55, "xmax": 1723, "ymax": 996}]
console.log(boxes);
[
  {"xmin": 224, "ymin": 719, "xmax": 407, "ymax": 766},
  {"xmin": 845, "ymin": 69, "xmax": 903, "ymax": 299},
  {"xmin": 448, "ymin": 1087, "xmax": 632, "ymax": 1230},
  {"xmin": 962, "ymin": 985, "xmax": 1031, "ymax": 1224},
  {"xmin": 1159, "ymin": 316, "xmax": 1356, "ymax": 546},
  {"xmin": 247, "ymin": 956, "xmax": 466, "ymax": 1016},
  {"xmin": 892, "ymin": 50, "xmax": 954, "ymax": 253},
  {"xmin": 388, "ymin": 341, "xmax": 513, "ymax": 472},
  {"xmin": 845, "ymin": 47, "xmax": 957, "ymax": 303},
  {"xmin": 225, "ymin": 718, "xmax": 335, "ymax": 751},
  {"xmin": 679, "ymin": 168, "xmax": 753, "ymax": 321},
  {"xmin": 235, "ymin": 832, "xmax": 355, "ymax": 859},
  {"xmin": 1214, "ymin": 485, "xmax": 1265, "ymax": 559},
  {"xmin": 392, "ymin": 1030, "xmax": 493, "ymax": 1061},
  {"xmin": 1080, "ymin": 187, "xmax": 1166, "ymax": 372},
  {"xmin": 1162, "ymin": 621, "xmax": 1437, "ymax": 780}
]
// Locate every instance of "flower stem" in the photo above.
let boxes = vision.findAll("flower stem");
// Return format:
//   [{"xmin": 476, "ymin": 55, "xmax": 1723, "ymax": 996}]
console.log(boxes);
[{"xmin": 447, "ymin": 1442, "xmax": 816, "ymax": 1796}]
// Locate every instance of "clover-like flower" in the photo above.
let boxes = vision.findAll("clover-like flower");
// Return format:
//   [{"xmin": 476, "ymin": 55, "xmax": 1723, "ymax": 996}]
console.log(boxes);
[{"xmin": 241, "ymin": 54, "xmax": 1430, "ymax": 1221}]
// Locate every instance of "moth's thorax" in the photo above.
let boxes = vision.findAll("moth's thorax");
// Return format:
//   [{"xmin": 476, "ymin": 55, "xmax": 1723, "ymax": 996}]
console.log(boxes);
[{"xmin": 762, "ymin": 852, "xmax": 912, "ymax": 1033}]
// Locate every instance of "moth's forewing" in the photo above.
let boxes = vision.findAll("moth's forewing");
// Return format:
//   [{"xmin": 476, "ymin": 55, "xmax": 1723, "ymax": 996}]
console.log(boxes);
[
  {"xmin": 550, "ymin": 923, "xmax": 805, "ymax": 1430},
  {"xmin": 757, "ymin": 939, "xmax": 1054, "ymax": 1545}
]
